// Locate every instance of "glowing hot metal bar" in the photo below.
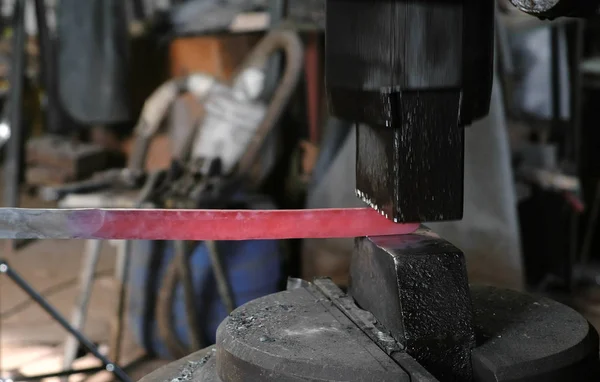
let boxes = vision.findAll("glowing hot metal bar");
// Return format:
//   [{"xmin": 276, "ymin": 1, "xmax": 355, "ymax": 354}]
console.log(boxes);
[{"xmin": 0, "ymin": 208, "xmax": 419, "ymax": 241}]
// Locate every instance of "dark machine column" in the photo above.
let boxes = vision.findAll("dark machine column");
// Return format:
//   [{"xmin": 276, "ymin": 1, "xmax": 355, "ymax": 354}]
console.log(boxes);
[{"xmin": 325, "ymin": 0, "xmax": 494, "ymax": 222}]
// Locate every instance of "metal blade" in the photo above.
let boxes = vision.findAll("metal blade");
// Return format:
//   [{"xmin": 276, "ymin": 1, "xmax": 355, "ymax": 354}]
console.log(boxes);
[{"xmin": 0, "ymin": 208, "xmax": 419, "ymax": 241}]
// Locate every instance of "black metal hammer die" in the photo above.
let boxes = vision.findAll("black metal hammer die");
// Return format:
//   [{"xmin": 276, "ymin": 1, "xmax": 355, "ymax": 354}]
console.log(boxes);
[{"xmin": 349, "ymin": 228, "xmax": 476, "ymax": 381}]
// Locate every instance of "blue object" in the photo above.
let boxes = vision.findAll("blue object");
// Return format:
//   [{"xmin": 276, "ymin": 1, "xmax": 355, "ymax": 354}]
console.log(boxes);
[{"xmin": 127, "ymin": 239, "xmax": 282, "ymax": 359}]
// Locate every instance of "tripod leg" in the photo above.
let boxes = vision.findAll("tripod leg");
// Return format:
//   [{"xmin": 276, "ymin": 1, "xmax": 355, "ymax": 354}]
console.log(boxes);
[
  {"xmin": 62, "ymin": 240, "xmax": 102, "ymax": 379},
  {"xmin": 109, "ymin": 240, "xmax": 131, "ymax": 364},
  {"xmin": 0, "ymin": 261, "xmax": 131, "ymax": 382}
]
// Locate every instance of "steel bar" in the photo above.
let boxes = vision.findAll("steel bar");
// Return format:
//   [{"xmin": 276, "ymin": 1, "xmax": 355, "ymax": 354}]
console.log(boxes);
[
  {"xmin": 0, "ymin": 208, "xmax": 419, "ymax": 241},
  {"xmin": 0, "ymin": 261, "xmax": 131, "ymax": 382}
]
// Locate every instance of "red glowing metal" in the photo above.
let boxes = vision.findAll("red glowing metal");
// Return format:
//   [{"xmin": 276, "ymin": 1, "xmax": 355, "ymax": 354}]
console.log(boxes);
[{"xmin": 0, "ymin": 208, "xmax": 419, "ymax": 241}]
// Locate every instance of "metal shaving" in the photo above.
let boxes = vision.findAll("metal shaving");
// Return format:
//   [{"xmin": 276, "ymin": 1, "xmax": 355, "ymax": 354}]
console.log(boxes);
[{"xmin": 168, "ymin": 348, "xmax": 216, "ymax": 382}]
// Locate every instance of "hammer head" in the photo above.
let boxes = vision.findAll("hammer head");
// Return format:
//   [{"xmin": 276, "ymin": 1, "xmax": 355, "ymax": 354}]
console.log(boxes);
[{"xmin": 325, "ymin": 0, "xmax": 495, "ymax": 222}]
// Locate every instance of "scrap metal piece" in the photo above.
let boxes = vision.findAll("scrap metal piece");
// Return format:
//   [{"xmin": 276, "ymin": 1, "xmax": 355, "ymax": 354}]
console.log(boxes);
[
  {"xmin": 471, "ymin": 286, "xmax": 600, "ymax": 381},
  {"xmin": 349, "ymin": 228, "xmax": 476, "ymax": 381}
]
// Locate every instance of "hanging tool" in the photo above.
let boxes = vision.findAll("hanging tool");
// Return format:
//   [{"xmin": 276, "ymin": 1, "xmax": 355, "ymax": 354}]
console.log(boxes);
[{"xmin": 39, "ymin": 26, "xmax": 303, "ymax": 202}]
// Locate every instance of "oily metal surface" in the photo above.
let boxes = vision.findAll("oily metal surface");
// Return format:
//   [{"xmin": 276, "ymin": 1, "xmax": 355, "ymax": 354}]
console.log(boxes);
[
  {"xmin": 215, "ymin": 287, "xmax": 409, "ymax": 382},
  {"xmin": 471, "ymin": 286, "xmax": 600, "ymax": 382},
  {"xmin": 324, "ymin": 0, "xmax": 494, "ymax": 223},
  {"xmin": 349, "ymin": 228, "xmax": 475, "ymax": 381}
]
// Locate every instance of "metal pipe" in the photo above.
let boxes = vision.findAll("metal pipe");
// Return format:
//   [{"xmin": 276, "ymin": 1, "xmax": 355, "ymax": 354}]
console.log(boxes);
[{"xmin": 4, "ymin": 0, "xmax": 26, "ymax": 215}]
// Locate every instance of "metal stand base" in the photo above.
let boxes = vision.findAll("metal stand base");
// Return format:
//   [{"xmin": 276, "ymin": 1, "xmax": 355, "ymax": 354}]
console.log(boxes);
[{"xmin": 0, "ymin": 260, "xmax": 131, "ymax": 382}]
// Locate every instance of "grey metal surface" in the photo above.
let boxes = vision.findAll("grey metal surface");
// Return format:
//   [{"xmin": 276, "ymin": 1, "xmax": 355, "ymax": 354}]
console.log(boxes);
[
  {"xmin": 216, "ymin": 287, "xmax": 409, "ymax": 381},
  {"xmin": 138, "ymin": 280, "xmax": 600, "ymax": 382},
  {"xmin": 350, "ymin": 230, "xmax": 475, "ymax": 381},
  {"xmin": 311, "ymin": 278, "xmax": 438, "ymax": 381},
  {"xmin": 137, "ymin": 346, "xmax": 219, "ymax": 382},
  {"xmin": 471, "ymin": 286, "xmax": 600, "ymax": 381}
]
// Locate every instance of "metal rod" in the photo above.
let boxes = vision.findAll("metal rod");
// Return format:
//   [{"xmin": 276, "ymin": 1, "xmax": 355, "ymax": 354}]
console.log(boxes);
[
  {"xmin": 63, "ymin": 240, "xmax": 103, "ymax": 376},
  {"xmin": 4, "ymin": 0, "xmax": 26, "ymax": 213},
  {"xmin": 176, "ymin": 240, "xmax": 203, "ymax": 351},
  {"xmin": 263, "ymin": 0, "xmax": 286, "ymax": 99},
  {"xmin": 0, "ymin": 261, "xmax": 131, "ymax": 382},
  {"xmin": 109, "ymin": 240, "xmax": 131, "ymax": 363}
]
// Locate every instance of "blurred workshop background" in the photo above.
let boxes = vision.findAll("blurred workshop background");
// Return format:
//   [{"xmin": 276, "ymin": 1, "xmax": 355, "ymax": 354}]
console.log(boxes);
[{"xmin": 0, "ymin": 0, "xmax": 600, "ymax": 380}]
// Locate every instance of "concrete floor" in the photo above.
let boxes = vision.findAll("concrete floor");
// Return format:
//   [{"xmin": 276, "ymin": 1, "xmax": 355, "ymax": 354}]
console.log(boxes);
[{"xmin": 0, "ymin": 238, "xmax": 169, "ymax": 381}]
